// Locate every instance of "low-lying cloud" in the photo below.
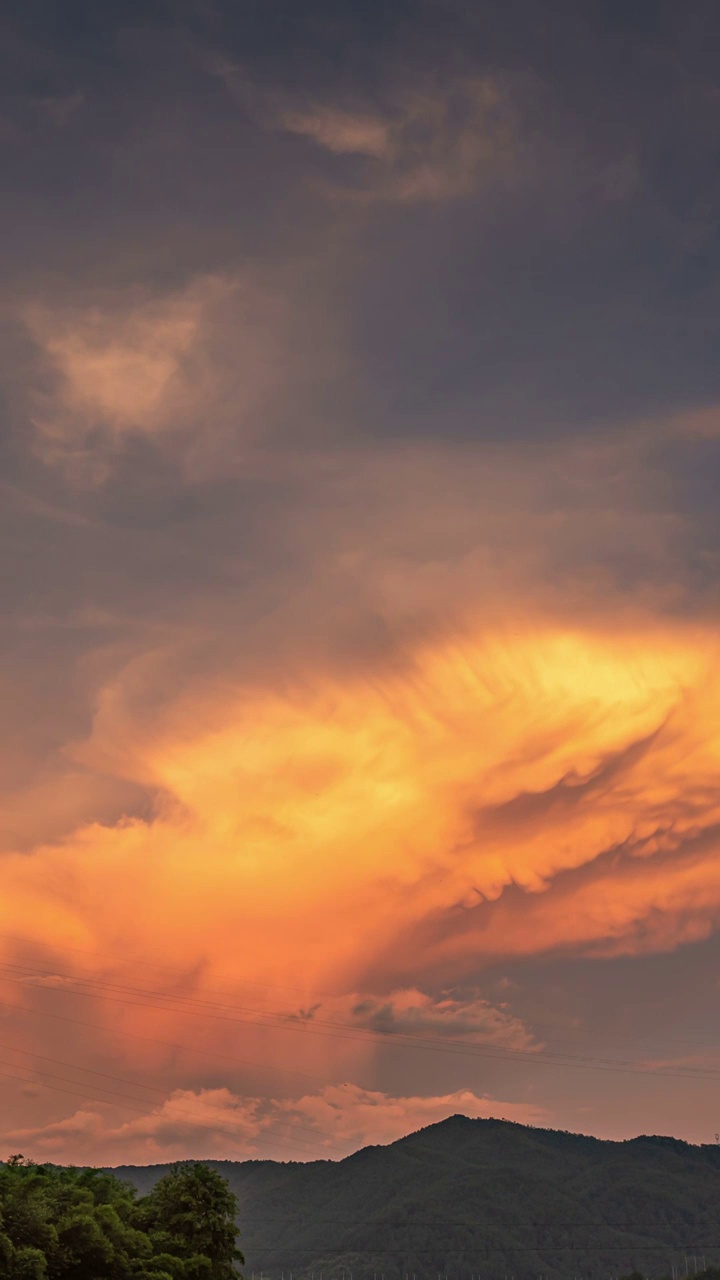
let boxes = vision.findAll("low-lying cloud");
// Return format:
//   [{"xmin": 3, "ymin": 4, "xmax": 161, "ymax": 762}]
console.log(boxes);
[{"xmin": 3, "ymin": 1083, "xmax": 545, "ymax": 1164}]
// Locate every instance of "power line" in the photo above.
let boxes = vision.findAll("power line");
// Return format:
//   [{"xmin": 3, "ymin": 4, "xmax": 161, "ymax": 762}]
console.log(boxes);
[
  {"xmin": 0, "ymin": 996, "xmax": 327, "ymax": 1085},
  {"xmin": 224, "ymin": 1245, "xmax": 720, "ymax": 1254},
  {"xmin": 4, "ymin": 933, "xmax": 720, "ymax": 1061},
  {"xmin": 235, "ymin": 1223, "xmax": 720, "ymax": 1230},
  {"xmin": 4, "ymin": 961, "xmax": 720, "ymax": 1085},
  {"xmin": 0, "ymin": 931, "xmax": 336, "ymax": 1001}
]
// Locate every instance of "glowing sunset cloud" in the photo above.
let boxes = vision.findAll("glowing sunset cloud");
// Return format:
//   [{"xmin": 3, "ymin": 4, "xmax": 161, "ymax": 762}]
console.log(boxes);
[
  {"xmin": 2, "ymin": 621, "xmax": 720, "ymax": 1113},
  {"xmin": 2, "ymin": 0, "xmax": 720, "ymax": 1163}
]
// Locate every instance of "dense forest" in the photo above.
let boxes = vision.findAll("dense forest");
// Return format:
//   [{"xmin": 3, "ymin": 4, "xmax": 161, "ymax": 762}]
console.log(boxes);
[
  {"xmin": 114, "ymin": 1115, "xmax": 720, "ymax": 1280},
  {"xmin": 0, "ymin": 1157, "xmax": 243, "ymax": 1279}
]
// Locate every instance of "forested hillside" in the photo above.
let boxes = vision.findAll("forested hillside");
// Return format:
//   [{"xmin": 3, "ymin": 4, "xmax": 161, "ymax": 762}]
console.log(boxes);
[
  {"xmin": 113, "ymin": 1116, "xmax": 720, "ymax": 1280},
  {"xmin": 0, "ymin": 1157, "xmax": 242, "ymax": 1278}
]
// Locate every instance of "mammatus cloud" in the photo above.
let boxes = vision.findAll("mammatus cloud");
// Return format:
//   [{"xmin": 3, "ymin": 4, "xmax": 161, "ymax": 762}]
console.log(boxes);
[{"xmin": 2, "ymin": 1083, "xmax": 545, "ymax": 1163}]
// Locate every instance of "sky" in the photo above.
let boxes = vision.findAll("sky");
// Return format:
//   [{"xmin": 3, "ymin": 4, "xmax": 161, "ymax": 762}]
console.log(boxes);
[{"xmin": 3, "ymin": 0, "xmax": 720, "ymax": 1167}]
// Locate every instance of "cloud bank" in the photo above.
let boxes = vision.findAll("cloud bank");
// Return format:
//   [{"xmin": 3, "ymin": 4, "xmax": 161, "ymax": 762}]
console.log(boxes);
[{"xmin": 3, "ymin": 0, "xmax": 720, "ymax": 1160}]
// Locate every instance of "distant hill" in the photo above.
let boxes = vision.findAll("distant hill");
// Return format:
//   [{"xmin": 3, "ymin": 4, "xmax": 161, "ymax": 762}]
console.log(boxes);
[{"xmin": 111, "ymin": 1115, "xmax": 720, "ymax": 1280}]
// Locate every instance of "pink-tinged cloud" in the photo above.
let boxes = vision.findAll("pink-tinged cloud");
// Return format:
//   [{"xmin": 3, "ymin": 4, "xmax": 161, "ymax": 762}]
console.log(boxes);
[{"xmin": 2, "ymin": 1084, "xmax": 546, "ymax": 1164}]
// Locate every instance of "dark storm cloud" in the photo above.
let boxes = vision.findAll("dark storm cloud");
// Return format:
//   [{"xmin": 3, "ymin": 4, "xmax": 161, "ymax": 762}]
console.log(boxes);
[
  {"xmin": 2, "ymin": 0, "xmax": 720, "ymax": 445},
  {"xmin": 4, "ymin": 0, "xmax": 720, "ymax": 1160}
]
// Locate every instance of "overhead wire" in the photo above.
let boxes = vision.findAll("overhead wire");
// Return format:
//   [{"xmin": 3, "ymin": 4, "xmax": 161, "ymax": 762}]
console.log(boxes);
[
  {"xmin": 2, "ymin": 959, "xmax": 720, "ymax": 1084},
  {"xmin": 2, "ymin": 932, "xmax": 719, "ymax": 1060},
  {"xmin": 3, "ymin": 935, "xmax": 720, "ymax": 1172},
  {"xmin": 0, "ymin": 996, "xmax": 326, "ymax": 1085}
]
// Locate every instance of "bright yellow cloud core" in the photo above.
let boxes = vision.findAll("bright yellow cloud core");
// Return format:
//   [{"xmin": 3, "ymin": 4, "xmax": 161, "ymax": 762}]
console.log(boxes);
[{"xmin": 3, "ymin": 622, "xmax": 719, "ymax": 1000}]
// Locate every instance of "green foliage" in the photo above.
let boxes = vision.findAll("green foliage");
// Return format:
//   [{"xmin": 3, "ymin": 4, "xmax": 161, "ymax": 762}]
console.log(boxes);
[
  {"xmin": 141, "ymin": 1163, "xmax": 243, "ymax": 1279},
  {"xmin": 0, "ymin": 1156, "xmax": 243, "ymax": 1280},
  {"xmin": 12, "ymin": 1247, "xmax": 48, "ymax": 1279}
]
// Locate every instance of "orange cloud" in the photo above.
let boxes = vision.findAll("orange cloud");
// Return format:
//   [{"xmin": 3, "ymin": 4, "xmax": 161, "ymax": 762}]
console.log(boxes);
[
  {"xmin": 275, "ymin": 1082, "xmax": 546, "ymax": 1152},
  {"xmin": 6, "ymin": 5, "xmax": 720, "ymax": 1167},
  {"xmin": 2, "ymin": 1083, "xmax": 545, "ymax": 1164},
  {"xmin": 3, "ymin": 586, "xmax": 720, "ymax": 1158},
  {"xmin": 2, "ymin": 621, "xmax": 719, "ymax": 997}
]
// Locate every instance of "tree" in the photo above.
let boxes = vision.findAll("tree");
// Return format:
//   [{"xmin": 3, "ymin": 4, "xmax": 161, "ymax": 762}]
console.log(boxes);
[
  {"xmin": 11, "ymin": 1247, "xmax": 48, "ymax": 1279},
  {"xmin": 140, "ymin": 1164, "xmax": 243, "ymax": 1279},
  {"xmin": 0, "ymin": 1155, "xmax": 243, "ymax": 1279}
]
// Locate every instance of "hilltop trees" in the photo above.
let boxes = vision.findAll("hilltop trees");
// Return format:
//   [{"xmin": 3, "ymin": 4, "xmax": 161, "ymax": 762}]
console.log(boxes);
[
  {"xmin": 139, "ymin": 1163, "xmax": 244, "ymax": 1279},
  {"xmin": 0, "ymin": 1156, "xmax": 244, "ymax": 1280}
]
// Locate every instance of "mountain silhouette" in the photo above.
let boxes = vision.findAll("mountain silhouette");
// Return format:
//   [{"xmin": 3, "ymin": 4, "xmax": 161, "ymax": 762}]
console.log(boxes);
[{"xmin": 111, "ymin": 1115, "xmax": 720, "ymax": 1279}]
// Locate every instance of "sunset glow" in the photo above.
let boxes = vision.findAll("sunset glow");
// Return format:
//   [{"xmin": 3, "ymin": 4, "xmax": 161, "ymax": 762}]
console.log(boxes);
[{"xmin": 3, "ymin": 0, "xmax": 720, "ymax": 1167}]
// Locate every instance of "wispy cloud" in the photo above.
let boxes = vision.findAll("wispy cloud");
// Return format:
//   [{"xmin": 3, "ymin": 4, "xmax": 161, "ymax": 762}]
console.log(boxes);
[
  {"xmin": 227, "ymin": 71, "xmax": 525, "ymax": 203},
  {"xmin": 20, "ymin": 269, "xmax": 340, "ymax": 483},
  {"xmin": 279, "ymin": 107, "xmax": 392, "ymax": 159}
]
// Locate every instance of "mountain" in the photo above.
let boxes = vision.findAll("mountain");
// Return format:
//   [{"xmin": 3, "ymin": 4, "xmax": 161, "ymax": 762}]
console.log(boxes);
[{"xmin": 111, "ymin": 1115, "xmax": 720, "ymax": 1280}]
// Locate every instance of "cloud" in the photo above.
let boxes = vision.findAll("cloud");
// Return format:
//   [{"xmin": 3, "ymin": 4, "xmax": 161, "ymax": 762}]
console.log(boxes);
[
  {"xmin": 2, "ymin": 1083, "xmax": 545, "ymax": 1164},
  {"xmin": 2, "ymin": 1089, "xmax": 264, "ymax": 1162},
  {"xmin": 4, "ymin": 0, "xmax": 720, "ymax": 1158},
  {"xmin": 279, "ymin": 108, "xmax": 392, "ymax": 159},
  {"xmin": 22, "ymin": 276, "xmax": 215, "ymax": 482},
  {"xmin": 0, "ymin": 350, "xmax": 715, "ymax": 1046},
  {"xmin": 2, "ymin": 619, "xmax": 720, "ymax": 1019},
  {"xmin": 20, "ymin": 269, "xmax": 341, "ymax": 483},
  {"xmin": 277, "ymin": 1082, "xmax": 546, "ymax": 1151},
  {"xmin": 305, "ymin": 989, "xmax": 535, "ymax": 1049},
  {"xmin": 29, "ymin": 294, "xmax": 199, "ymax": 429},
  {"xmin": 254, "ymin": 74, "xmax": 524, "ymax": 203}
]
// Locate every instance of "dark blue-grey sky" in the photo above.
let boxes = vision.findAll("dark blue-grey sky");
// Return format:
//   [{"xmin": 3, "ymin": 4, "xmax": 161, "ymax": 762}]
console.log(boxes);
[{"xmin": 3, "ymin": 0, "xmax": 720, "ymax": 1165}]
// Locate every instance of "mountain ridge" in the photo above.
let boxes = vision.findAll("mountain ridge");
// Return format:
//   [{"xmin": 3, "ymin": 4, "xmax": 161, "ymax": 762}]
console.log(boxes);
[{"xmin": 106, "ymin": 1115, "xmax": 720, "ymax": 1279}]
